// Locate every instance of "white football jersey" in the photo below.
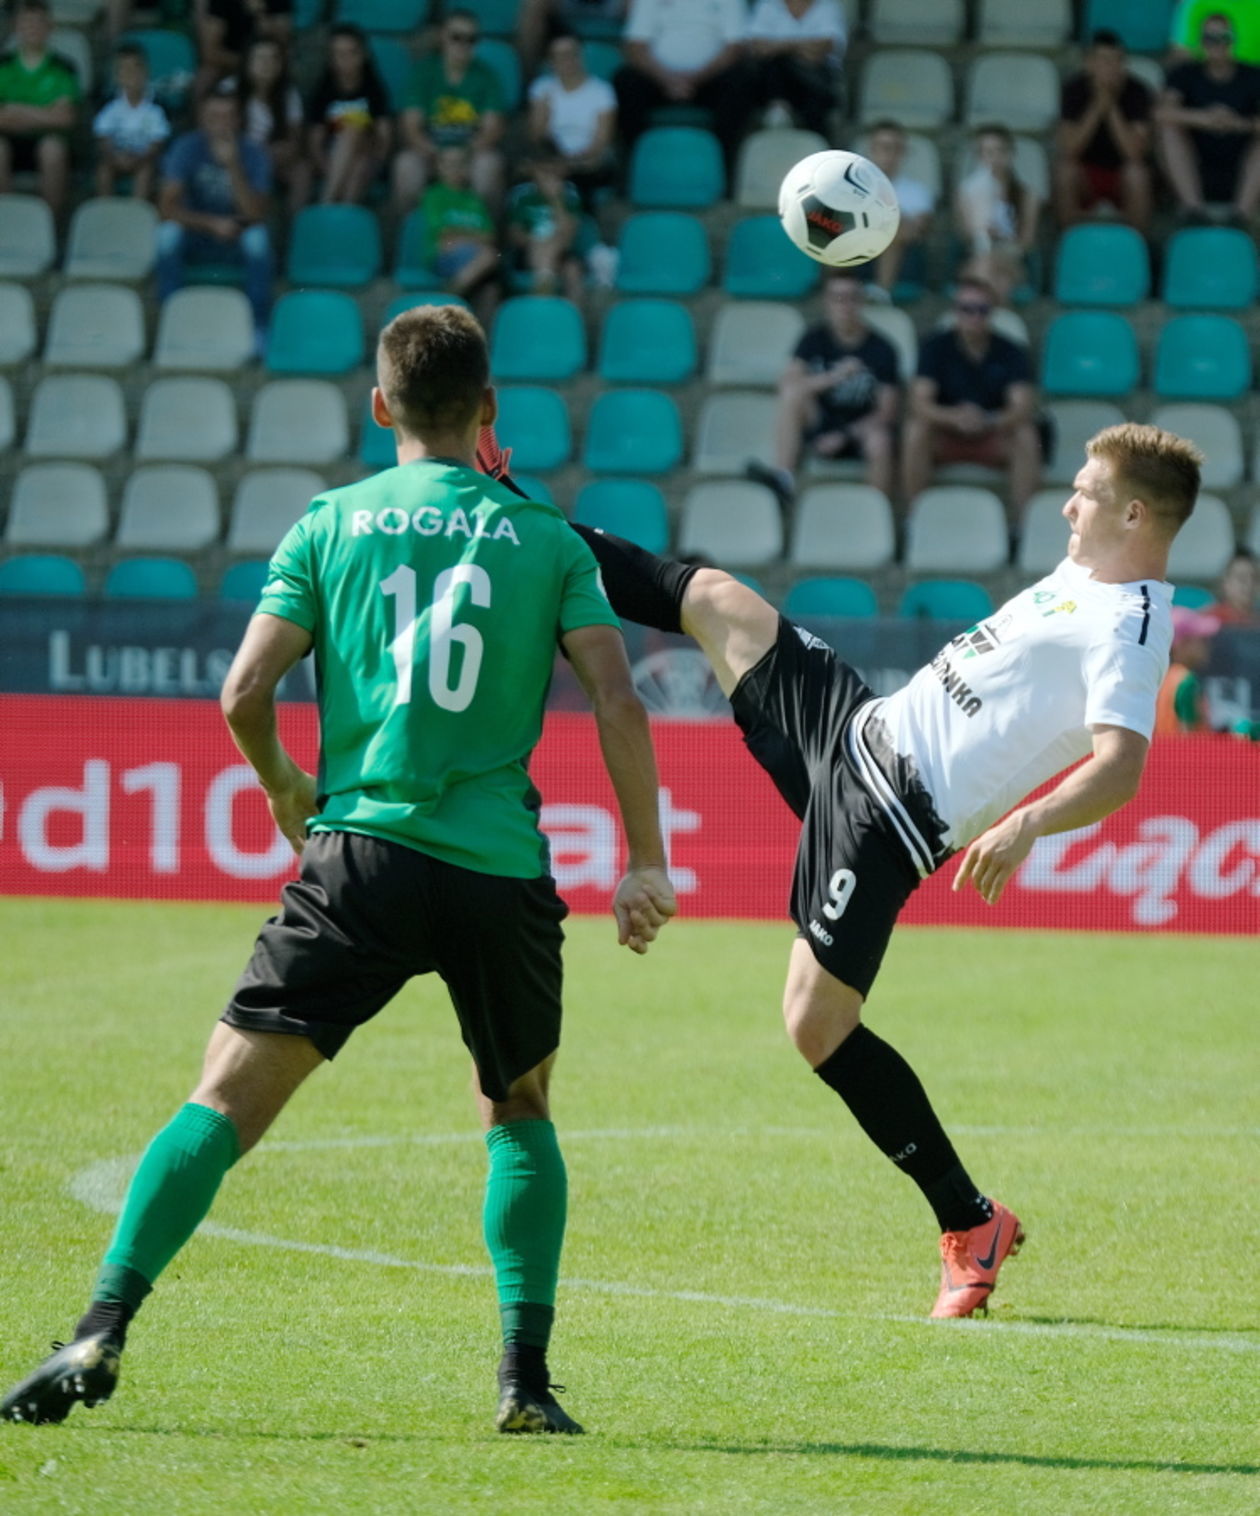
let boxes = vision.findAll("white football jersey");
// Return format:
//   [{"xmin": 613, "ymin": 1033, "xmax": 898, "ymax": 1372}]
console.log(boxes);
[{"xmin": 859, "ymin": 557, "xmax": 1173, "ymax": 866}]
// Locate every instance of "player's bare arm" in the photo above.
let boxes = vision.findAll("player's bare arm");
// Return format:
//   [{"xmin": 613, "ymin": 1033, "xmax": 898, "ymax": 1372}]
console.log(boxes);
[
  {"xmin": 220, "ymin": 612, "xmax": 318, "ymax": 854},
  {"xmin": 562, "ymin": 622, "xmax": 678, "ymax": 953},
  {"xmin": 953, "ymin": 724, "xmax": 1148, "ymax": 905}
]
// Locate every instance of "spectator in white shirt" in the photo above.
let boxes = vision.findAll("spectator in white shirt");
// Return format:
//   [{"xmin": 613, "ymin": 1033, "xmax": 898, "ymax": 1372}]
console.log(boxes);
[
  {"xmin": 747, "ymin": 0, "xmax": 845, "ymax": 136},
  {"xmin": 232, "ymin": 36, "xmax": 310, "ymax": 212},
  {"xmin": 863, "ymin": 118, "xmax": 935, "ymax": 297},
  {"xmin": 93, "ymin": 42, "xmax": 170, "ymax": 199},
  {"xmin": 528, "ymin": 31, "xmax": 618, "ymax": 209}
]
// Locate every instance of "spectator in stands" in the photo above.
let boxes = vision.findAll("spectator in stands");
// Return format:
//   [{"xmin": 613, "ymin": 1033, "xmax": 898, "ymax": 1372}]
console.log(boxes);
[
  {"xmin": 1155, "ymin": 606, "xmax": 1220, "ymax": 734},
  {"xmin": 614, "ymin": 0, "xmax": 753, "ymax": 180},
  {"xmin": 506, "ymin": 154, "xmax": 585, "ymax": 299},
  {"xmin": 863, "ymin": 119, "xmax": 934, "ymax": 298},
  {"xmin": 156, "ymin": 86, "xmax": 273, "ymax": 344},
  {"xmin": 195, "ymin": 0, "xmax": 293, "ymax": 101},
  {"xmin": 1207, "ymin": 546, "xmax": 1259, "ymax": 625},
  {"xmin": 745, "ymin": 271, "xmax": 899, "ymax": 505},
  {"xmin": 1168, "ymin": 0, "xmax": 1260, "ymax": 66},
  {"xmin": 901, "ymin": 275, "xmax": 1041, "ymax": 515},
  {"xmin": 1157, "ymin": 12, "xmax": 1260, "ymax": 223},
  {"xmin": 955, "ymin": 123, "xmax": 1042, "ymax": 306},
  {"xmin": 393, "ymin": 9, "xmax": 506, "ymax": 215},
  {"xmin": 306, "ymin": 23, "xmax": 392, "ymax": 206},
  {"xmin": 1055, "ymin": 29, "xmax": 1153, "ymax": 234},
  {"xmin": 527, "ymin": 32, "xmax": 617, "ymax": 212},
  {"xmin": 421, "ymin": 143, "xmax": 499, "ymax": 307},
  {"xmin": 746, "ymin": 0, "xmax": 846, "ymax": 138},
  {"xmin": 0, "ymin": 0, "xmax": 80, "ymax": 216},
  {"xmin": 93, "ymin": 41, "xmax": 170, "ymax": 200},
  {"xmin": 233, "ymin": 35, "xmax": 309, "ymax": 211},
  {"xmin": 519, "ymin": 0, "xmax": 629, "ymax": 74}
]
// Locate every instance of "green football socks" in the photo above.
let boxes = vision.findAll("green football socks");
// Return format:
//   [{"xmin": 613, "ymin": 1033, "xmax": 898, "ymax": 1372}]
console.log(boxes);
[{"xmin": 482, "ymin": 1119, "xmax": 567, "ymax": 1351}]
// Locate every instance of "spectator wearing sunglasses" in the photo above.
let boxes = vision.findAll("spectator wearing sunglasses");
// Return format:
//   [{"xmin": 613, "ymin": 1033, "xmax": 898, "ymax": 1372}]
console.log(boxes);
[
  {"xmin": 901, "ymin": 277, "xmax": 1041, "ymax": 516},
  {"xmin": 1168, "ymin": 0, "xmax": 1260, "ymax": 66}
]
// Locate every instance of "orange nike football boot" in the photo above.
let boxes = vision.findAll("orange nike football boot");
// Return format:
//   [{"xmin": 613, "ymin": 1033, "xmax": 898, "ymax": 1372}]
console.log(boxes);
[{"xmin": 930, "ymin": 1200, "xmax": 1025, "ymax": 1319}]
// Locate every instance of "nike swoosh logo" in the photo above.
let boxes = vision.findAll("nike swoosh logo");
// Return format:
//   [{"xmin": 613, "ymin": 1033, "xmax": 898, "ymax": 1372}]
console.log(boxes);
[{"xmin": 976, "ymin": 1220, "xmax": 1004, "ymax": 1271}]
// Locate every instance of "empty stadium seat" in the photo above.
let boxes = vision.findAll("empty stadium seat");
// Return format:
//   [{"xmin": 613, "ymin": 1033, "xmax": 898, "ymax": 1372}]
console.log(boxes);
[
  {"xmin": 25, "ymin": 375, "xmax": 127, "ymax": 459},
  {"xmin": 905, "ymin": 487, "xmax": 1009, "ymax": 573},
  {"xmin": 735, "ymin": 128, "xmax": 828, "ymax": 209},
  {"xmin": 628, "ymin": 127, "xmax": 724, "ymax": 208},
  {"xmin": 979, "ymin": 0, "xmax": 1071, "ymax": 45},
  {"xmin": 0, "ymin": 194, "xmax": 56, "ymax": 276},
  {"xmin": 1153, "ymin": 315, "xmax": 1251, "ymax": 400},
  {"xmin": 678, "ymin": 481, "xmax": 783, "ymax": 566},
  {"xmin": 724, "ymin": 216, "xmax": 819, "ymax": 299},
  {"xmin": 1041, "ymin": 312, "xmax": 1140, "ymax": 396},
  {"xmin": 706, "ymin": 301, "xmax": 805, "ymax": 386},
  {"xmin": 1171, "ymin": 584, "xmax": 1216, "ymax": 609},
  {"xmin": 1083, "ymin": 0, "xmax": 1172, "ymax": 53},
  {"xmin": 0, "ymin": 554, "xmax": 87, "ymax": 597},
  {"xmin": 789, "ymin": 484, "xmax": 896, "ymax": 571},
  {"xmin": 266, "ymin": 290, "xmax": 364, "ymax": 375},
  {"xmin": 136, "ymin": 377, "xmax": 237, "ymax": 461},
  {"xmin": 1016, "ymin": 489, "xmax": 1072, "ymax": 574},
  {"xmin": 103, "ymin": 556, "xmax": 199, "ymax": 599},
  {"xmin": 334, "ymin": 0, "xmax": 428, "ymax": 28},
  {"xmin": 573, "ymin": 479, "xmax": 670, "ymax": 552},
  {"xmin": 247, "ymin": 381, "xmax": 349, "ymax": 464},
  {"xmin": 1161, "ymin": 227, "xmax": 1258, "ymax": 309},
  {"xmin": 359, "ymin": 394, "xmax": 396, "ymax": 469},
  {"xmin": 1148, "ymin": 403, "xmax": 1244, "ymax": 488},
  {"xmin": 394, "ymin": 211, "xmax": 436, "ymax": 288},
  {"xmin": 477, "ymin": 38, "xmax": 521, "ymax": 107},
  {"xmin": 511, "ymin": 473, "xmax": 554, "ymax": 504},
  {"xmin": 1044, "ymin": 399, "xmax": 1125, "ymax": 483},
  {"xmin": 871, "ymin": 0, "xmax": 963, "ymax": 44},
  {"xmin": 6, "ymin": 463, "xmax": 108, "ymax": 547},
  {"xmin": 597, "ymin": 299, "xmax": 696, "ymax": 384},
  {"xmin": 228, "ymin": 469, "xmax": 325, "ymax": 554},
  {"xmin": 44, "ymin": 284, "xmax": 146, "ymax": 368},
  {"xmin": 965, "ymin": 53, "xmax": 1060, "ymax": 131},
  {"xmin": 287, "ymin": 205, "xmax": 382, "ymax": 287},
  {"xmin": 615, "ymin": 212, "xmax": 711, "ymax": 295},
  {"xmin": 1053, "ymin": 224, "xmax": 1150, "ymax": 306},
  {"xmin": 0, "ymin": 282, "xmax": 36, "ymax": 365},
  {"xmin": 463, "ymin": 0, "xmax": 518, "ymax": 32},
  {"xmin": 490, "ymin": 297, "xmax": 586, "ymax": 381},
  {"xmin": 220, "ymin": 559, "xmax": 271, "ymax": 601},
  {"xmin": 49, "ymin": 25, "xmax": 93, "ymax": 89},
  {"xmin": 859, "ymin": 50, "xmax": 954, "ymax": 127},
  {"xmin": 692, "ymin": 392, "xmax": 777, "ymax": 473},
  {"xmin": 1167, "ymin": 492, "xmax": 1236, "ymax": 581},
  {"xmin": 862, "ymin": 304, "xmax": 918, "ymax": 383},
  {"xmin": 64, "ymin": 198, "xmax": 158, "ymax": 280},
  {"xmin": 784, "ymin": 576, "xmax": 880, "ymax": 618},
  {"xmin": 495, "ymin": 386, "xmax": 571, "ymax": 470},
  {"xmin": 0, "ymin": 376, "xmax": 13, "ymax": 451},
  {"xmin": 584, "ymin": 389, "xmax": 683, "ymax": 473},
  {"xmin": 154, "ymin": 286, "xmax": 255, "ymax": 371},
  {"xmin": 116, "ymin": 466, "xmax": 220, "ymax": 551},
  {"xmin": 899, "ymin": 579, "xmax": 995, "ymax": 621},
  {"xmin": 368, "ymin": 33, "xmax": 411, "ymax": 110}
]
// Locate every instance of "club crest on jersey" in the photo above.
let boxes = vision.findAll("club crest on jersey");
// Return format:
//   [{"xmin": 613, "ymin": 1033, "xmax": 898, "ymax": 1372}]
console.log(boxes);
[
  {"xmin": 951, "ymin": 622, "xmax": 999, "ymax": 660},
  {"xmin": 351, "ymin": 506, "xmax": 520, "ymax": 544}
]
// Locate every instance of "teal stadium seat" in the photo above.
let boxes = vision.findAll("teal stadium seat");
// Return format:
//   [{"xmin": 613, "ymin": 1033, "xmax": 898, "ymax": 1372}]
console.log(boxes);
[
  {"xmin": 103, "ymin": 556, "xmax": 199, "ymax": 599},
  {"xmin": 287, "ymin": 205, "xmax": 382, "ymax": 287},
  {"xmin": 1040, "ymin": 311, "xmax": 1140, "ymax": 396},
  {"xmin": 629, "ymin": 127, "xmax": 724, "ymax": 208},
  {"xmin": 1053, "ymin": 224, "xmax": 1149, "ymax": 306},
  {"xmin": 597, "ymin": 299, "xmax": 696, "ymax": 384},
  {"xmin": 573, "ymin": 479, "xmax": 670, "ymax": 552},
  {"xmin": 1082, "ymin": 0, "xmax": 1173, "ymax": 53},
  {"xmin": 615, "ymin": 212, "xmax": 710, "ymax": 294},
  {"xmin": 369, "ymin": 35, "xmax": 412, "ymax": 112},
  {"xmin": 785, "ymin": 577, "xmax": 880, "ymax": 618},
  {"xmin": 1153, "ymin": 315, "xmax": 1251, "ymax": 400},
  {"xmin": 334, "ymin": 0, "xmax": 429, "ymax": 29},
  {"xmin": 394, "ymin": 211, "xmax": 436, "ymax": 288},
  {"xmin": 463, "ymin": 0, "xmax": 519, "ymax": 34},
  {"xmin": 510, "ymin": 473, "xmax": 554, "ymax": 505},
  {"xmin": 490, "ymin": 297, "xmax": 586, "ymax": 381},
  {"xmin": 384, "ymin": 291, "xmax": 470, "ymax": 322},
  {"xmin": 1171, "ymin": 584, "xmax": 1216, "ymax": 609},
  {"xmin": 266, "ymin": 290, "xmax": 364, "ymax": 374},
  {"xmin": 0, "ymin": 554, "xmax": 87, "ymax": 596},
  {"xmin": 581, "ymin": 41, "xmax": 623, "ymax": 79},
  {"xmin": 583, "ymin": 389, "xmax": 684, "ymax": 474},
  {"xmin": 119, "ymin": 29, "xmax": 196, "ymax": 108},
  {"xmin": 359, "ymin": 394, "xmax": 396, "ymax": 469},
  {"xmin": 724, "ymin": 216, "xmax": 819, "ymax": 299},
  {"xmin": 495, "ymin": 387, "xmax": 572, "ymax": 470},
  {"xmin": 477, "ymin": 39, "xmax": 521, "ymax": 107},
  {"xmin": 220, "ymin": 559, "xmax": 271, "ymax": 602},
  {"xmin": 899, "ymin": 579, "xmax": 994, "ymax": 621},
  {"xmin": 1162, "ymin": 228, "xmax": 1259, "ymax": 309}
]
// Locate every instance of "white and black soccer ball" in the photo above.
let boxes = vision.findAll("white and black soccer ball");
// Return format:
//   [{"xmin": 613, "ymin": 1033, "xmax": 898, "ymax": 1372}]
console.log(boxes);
[{"xmin": 778, "ymin": 149, "xmax": 901, "ymax": 267}]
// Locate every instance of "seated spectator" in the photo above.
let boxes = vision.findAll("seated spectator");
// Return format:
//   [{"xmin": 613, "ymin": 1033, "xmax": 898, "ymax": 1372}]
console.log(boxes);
[
  {"xmin": 306, "ymin": 23, "xmax": 392, "ymax": 206},
  {"xmin": 233, "ymin": 35, "xmax": 309, "ymax": 211},
  {"xmin": 747, "ymin": 0, "xmax": 846, "ymax": 138},
  {"xmin": 506, "ymin": 155, "xmax": 585, "ymax": 299},
  {"xmin": 393, "ymin": 9, "xmax": 506, "ymax": 214},
  {"xmin": 421, "ymin": 143, "xmax": 499, "ymax": 304},
  {"xmin": 1207, "ymin": 546, "xmax": 1259, "ymax": 625},
  {"xmin": 745, "ymin": 271, "xmax": 899, "ymax": 504},
  {"xmin": 1155, "ymin": 606, "xmax": 1220, "ymax": 734},
  {"xmin": 863, "ymin": 118, "xmax": 934, "ymax": 298},
  {"xmin": 1169, "ymin": 0, "xmax": 1260, "ymax": 66},
  {"xmin": 955, "ymin": 123, "xmax": 1042, "ymax": 305},
  {"xmin": 901, "ymin": 276, "xmax": 1041, "ymax": 515},
  {"xmin": 0, "ymin": 0, "xmax": 80, "ymax": 216},
  {"xmin": 156, "ymin": 87, "xmax": 273, "ymax": 343},
  {"xmin": 519, "ymin": 0, "xmax": 628, "ymax": 74},
  {"xmin": 93, "ymin": 41, "xmax": 170, "ymax": 200},
  {"xmin": 614, "ymin": 0, "xmax": 754, "ymax": 178},
  {"xmin": 1157, "ymin": 12, "xmax": 1260, "ymax": 222},
  {"xmin": 1055, "ymin": 29, "xmax": 1153, "ymax": 233},
  {"xmin": 196, "ymin": 0, "xmax": 293, "ymax": 101},
  {"xmin": 528, "ymin": 32, "xmax": 617, "ymax": 212}
]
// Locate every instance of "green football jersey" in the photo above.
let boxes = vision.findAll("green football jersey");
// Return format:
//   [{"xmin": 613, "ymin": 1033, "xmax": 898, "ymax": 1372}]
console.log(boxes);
[{"xmin": 256, "ymin": 459, "xmax": 620, "ymax": 877}]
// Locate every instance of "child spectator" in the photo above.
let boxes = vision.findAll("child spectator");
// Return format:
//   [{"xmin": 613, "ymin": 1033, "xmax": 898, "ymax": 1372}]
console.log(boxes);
[
  {"xmin": 506, "ymin": 156, "xmax": 585, "ymax": 299},
  {"xmin": 527, "ymin": 33, "xmax": 616, "ymax": 212},
  {"xmin": 93, "ymin": 41, "xmax": 170, "ymax": 199},
  {"xmin": 306, "ymin": 23, "xmax": 392, "ymax": 205},
  {"xmin": 863, "ymin": 119, "xmax": 935, "ymax": 298},
  {"xmin": 0, "ymin": 0, "xmax": 80, "ymax": 216},
  {"xmin": 422, "ymin": 143, "xmax": 499, "ymax": 301},
  {"xmin": 955, "ymin": 123, "xmax": 1042, "ymax": 305},
  {"xmin": 233, "ymin": 35, "xmax": 309, "ymax": 211}
]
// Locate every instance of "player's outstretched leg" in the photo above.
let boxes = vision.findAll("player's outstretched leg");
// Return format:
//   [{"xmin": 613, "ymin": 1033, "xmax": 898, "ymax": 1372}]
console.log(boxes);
[{"xmin": 932, "ymin": 1201, "xmax": 1025, "ymax": 1319}]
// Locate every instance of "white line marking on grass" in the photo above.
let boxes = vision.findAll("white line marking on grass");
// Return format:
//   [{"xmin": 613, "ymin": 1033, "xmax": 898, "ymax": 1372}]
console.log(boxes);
[{"xmin": 67, "ymin": 1148, "xmax": 1260, "ymax": 1357}]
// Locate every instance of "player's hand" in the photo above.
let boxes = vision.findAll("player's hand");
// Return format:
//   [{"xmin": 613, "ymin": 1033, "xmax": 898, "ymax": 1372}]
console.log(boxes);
[
  {"xmin": 267, "ymin": 768, "xmax": 318, "ymax": 856},
  {"xmin": 612, "ymin": 866, "xmax": 678, "ymax": 954},
  {"xmin": 951, "ymin": 811, "xmax": 1036, "ymax": 906}
]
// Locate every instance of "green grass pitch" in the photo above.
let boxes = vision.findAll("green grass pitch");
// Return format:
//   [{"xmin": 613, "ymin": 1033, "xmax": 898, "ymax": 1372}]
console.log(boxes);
[{"xmin": 0, "ymin": 897, "xmax": 1257, "ymax": 1514}]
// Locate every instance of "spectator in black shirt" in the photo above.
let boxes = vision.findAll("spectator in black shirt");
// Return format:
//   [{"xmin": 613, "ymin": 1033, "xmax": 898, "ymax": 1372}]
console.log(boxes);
[
  {"xmin": 1156, "ymin": 11, "xmax": 1260, "ymax": 221},
  {"xmin": 746, "ymin": 271, "xmax": 899, "ymax": 504},
  {"xmin": 1055, "ymin": 29, "xmax": 1153, "ymax": 233},
  {"xmin": 306, "ymin": 23, "xmax": 392, "ymax": 205},
  {"xmin": 196, "ymin": 0, "xmax": 293, "ymax": 101},
  {"xmin": 901, "ymin": 277, "xmax": 1041, "ymax": 515}
]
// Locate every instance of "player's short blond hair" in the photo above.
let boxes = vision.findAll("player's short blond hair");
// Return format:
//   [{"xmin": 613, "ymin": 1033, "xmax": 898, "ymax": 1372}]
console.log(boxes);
[
  {"xmin": 377, "ymin": 304, "xmax": 488, "ymax": 438},
  {"xmin": 1086, "ymin": 422, "xmax": 1203, "ymax": 535}
]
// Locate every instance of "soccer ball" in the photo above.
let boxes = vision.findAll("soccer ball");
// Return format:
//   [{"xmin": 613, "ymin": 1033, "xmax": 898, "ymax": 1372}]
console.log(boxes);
[{"xmin": 778, "ymin": 150, "xmax": 901, "ymax": 268}]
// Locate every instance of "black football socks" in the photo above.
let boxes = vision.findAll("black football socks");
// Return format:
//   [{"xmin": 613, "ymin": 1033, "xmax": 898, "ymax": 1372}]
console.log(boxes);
[{"xmin": 569, "ymin": 523, "xmax": 699, "ymax": 635}]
